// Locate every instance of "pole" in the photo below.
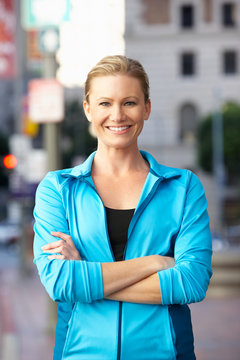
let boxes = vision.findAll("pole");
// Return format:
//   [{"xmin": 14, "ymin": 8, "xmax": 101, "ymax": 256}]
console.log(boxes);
[
  {"xmin": 14, "ymin": 0, "xmax": 30, "ymax": 278},
  {"xmin": 43, "ymin": 54, "xmax": 61, "ymax": 171},
  {"xmin": 43, "ymin": 53, "xmax": 60, "ymax": 334},
  {"xmin": 212, "ymin": 89, "xmax": 225, "ymax": 235}
]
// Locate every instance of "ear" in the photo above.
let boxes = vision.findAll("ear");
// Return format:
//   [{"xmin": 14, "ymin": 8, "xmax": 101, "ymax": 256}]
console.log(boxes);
[
  {"xmin": 83, "ymin": 101, "xmax": 92, "ymax": 122},
  {"xmin": 144, "ymin": 99, "xmax": 151, "ymax": 121}
]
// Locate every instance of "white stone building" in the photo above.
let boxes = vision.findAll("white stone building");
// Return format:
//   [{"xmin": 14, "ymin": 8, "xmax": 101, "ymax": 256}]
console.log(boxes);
[
  {"xmin": 124, "ymin": 0, "xmax": 240, "ymax": 231},
  {"xmin": 125, "ymin": 0, "xmax": 240, "ymax": 169}
]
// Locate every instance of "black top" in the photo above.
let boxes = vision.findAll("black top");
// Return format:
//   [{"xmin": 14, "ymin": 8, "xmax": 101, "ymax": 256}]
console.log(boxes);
[{"xmin": 105, "ymin": 207, "xmax": 135, "ymax": 261}]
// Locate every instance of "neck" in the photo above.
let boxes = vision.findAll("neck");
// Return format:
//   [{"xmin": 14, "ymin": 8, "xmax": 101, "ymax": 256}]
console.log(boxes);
[{"xmin": 93, "ymin": 145, "xmax": 148, "ymax": 176}]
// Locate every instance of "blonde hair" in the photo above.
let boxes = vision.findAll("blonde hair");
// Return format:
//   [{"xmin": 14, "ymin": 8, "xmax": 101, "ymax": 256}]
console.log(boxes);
[{"xmin": 85, "ymin": 55, "xmax": 150, "ymax": 103}]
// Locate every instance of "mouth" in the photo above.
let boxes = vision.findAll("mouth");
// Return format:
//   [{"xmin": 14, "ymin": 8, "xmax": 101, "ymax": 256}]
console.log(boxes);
[{"xmin": 106, "ymin": 126, "xmax": 132, "ymax": 133}]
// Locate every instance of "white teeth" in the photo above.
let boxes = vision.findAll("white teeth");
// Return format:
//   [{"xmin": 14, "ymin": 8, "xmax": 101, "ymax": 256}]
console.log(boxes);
[{"xmin": 108, "ymin": 126, "xmax": 130, "ymax": 132}]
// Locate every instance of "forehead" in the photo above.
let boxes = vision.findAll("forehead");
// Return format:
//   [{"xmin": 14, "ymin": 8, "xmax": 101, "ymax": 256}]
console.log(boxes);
[{"xmin": 89, "ymin": 74, "xmax": 144, "ymax": 99}]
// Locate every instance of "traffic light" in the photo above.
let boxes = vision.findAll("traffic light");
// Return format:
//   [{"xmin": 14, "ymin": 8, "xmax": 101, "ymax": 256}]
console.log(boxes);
[
  {"xmin": 3, "ymin": 154, "xmax": 18, "ymax": 169},
  {"xmin": 0, "ymin": 154, "xmax": 17, "ymax": 187}
]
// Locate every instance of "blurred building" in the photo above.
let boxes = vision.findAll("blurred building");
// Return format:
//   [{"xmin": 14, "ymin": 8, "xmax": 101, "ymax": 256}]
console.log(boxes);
[
  {"xmin": 0, "ymin": 0, "xmax": 16, "ymax": 135},
  {"xmin": 125, "ymin": 0, "xmax": 240, "ymax": 168},
  {"xmin": 125, "ymin": 0, "xmax": 240, "ymax": 232}
]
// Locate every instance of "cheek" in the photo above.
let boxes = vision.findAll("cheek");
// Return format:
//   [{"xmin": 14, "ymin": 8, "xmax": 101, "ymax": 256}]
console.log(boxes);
[{"xmin": 91, "ymin": 117, "xmax": 103, "ymax": 133}]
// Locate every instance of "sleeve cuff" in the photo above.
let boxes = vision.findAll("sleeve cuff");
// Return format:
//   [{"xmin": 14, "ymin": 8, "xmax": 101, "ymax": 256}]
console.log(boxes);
[
  {"xmin": 158, "ymin": 268, "xmax": 173, "ymax": 305},
  {"xmin": 88, "ymin": 261, "xmax": 104, "ymax": 301},
  {"xmin": 74, "ymin": 260, "xmax": 103, "ymax": 303}
]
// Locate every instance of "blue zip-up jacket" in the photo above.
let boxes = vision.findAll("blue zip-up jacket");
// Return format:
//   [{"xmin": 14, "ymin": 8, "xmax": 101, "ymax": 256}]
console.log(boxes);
[{"xmin": 33, "ymin": 151, "xmax": 212, "ymax": 360}]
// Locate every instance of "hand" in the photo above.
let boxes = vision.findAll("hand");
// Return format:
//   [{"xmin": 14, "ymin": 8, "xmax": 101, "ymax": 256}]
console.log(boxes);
[{"xmin": 41, "ymin": 232, "xmax": 81, "ymax": 260}]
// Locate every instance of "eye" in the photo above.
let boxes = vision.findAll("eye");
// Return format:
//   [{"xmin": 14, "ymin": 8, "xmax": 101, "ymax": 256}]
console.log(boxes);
[
  {"xmin": 124, "ymin": 101, "xmax": 136, "ymax": 106},
  {"xmin": 99, "ymin": 101, "xmax": 110, "ymax": 106}
]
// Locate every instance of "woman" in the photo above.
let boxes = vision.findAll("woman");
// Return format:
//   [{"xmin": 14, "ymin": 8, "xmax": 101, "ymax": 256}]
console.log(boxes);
[{"xmin": 34, "ymin": 55, "xmax": 212, "ymax": 360}]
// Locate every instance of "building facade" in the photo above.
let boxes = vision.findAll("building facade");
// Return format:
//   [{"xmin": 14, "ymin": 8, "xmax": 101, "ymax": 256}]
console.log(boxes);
[{"xmin": 125, "ymin": 0, "xmax": 240, "ymax": 172}]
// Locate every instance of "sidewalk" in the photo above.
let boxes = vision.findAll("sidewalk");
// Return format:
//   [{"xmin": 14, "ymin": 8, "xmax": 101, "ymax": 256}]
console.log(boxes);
[
  {"xmin": 0, "ymin": 265, "xmax": 54, "ymax": 360},
  {"xmin": 190, "ymin": 298, "xmax": 240, "ymax": 359},
  {"xmin": 0, "ymin": 263, "xmax": 240, "ymax": 360}
]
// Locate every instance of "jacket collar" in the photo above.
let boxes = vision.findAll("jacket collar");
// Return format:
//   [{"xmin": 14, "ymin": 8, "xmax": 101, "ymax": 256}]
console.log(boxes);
[
  {"xmin": 61, "ymin": 150, "xmax": 180, "ymax": 180},
  {"xmin": 140, "ymin": 151, "xmax": 181, "ymax": 179}
]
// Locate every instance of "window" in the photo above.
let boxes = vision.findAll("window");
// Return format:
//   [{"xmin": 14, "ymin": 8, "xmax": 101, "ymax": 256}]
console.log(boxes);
[
  {"xmin": 203, "ymin": 0, "xmax": 213, "ymax": 22},
  {"xmin": 181, "ymin": 53, "xmax": 196, "ymax": 76},
  {"xmin": 179, "ymin": 104, "xmax": 198, "ymax": 142},
  {"xmin": 180, "ymin": 5, "xmax": 194, "ymax": 28},
  {"xmin": 222, "ymin": 3, "xmax": 236, "ymax": 27},
  {"xmin": 142, "ymin": 0, "xmax": 171, "ymax": 25},
  {"xmin": 223, "ymin": 51, "xmax": 238, "ymax": 74}
]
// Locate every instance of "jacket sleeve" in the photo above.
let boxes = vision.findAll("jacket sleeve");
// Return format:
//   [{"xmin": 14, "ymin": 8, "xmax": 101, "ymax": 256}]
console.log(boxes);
[
  {"xmin": 158, "ymin": 171, "xmax": 213, "ymax": 305},
  {"xmin": 33, "ymin": 171, "xmax": 103, "ymax": 304}
]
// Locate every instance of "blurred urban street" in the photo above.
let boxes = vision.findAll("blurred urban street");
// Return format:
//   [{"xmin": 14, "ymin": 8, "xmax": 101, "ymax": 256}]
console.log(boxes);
[
  {"xmin": 0, "ymin": 247, "xmax": 54, "ymax": 360},
  {"xmin": 1, "ymin": 0, "xmax": 240, "ymax": 359},
  {"xmin": 0, "ymin": 246, "xmax": 240, "ymax": 360}
]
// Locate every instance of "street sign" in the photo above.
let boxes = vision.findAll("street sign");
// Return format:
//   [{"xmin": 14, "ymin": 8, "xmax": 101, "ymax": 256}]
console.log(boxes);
[
  {"xmin": 28, "ymin": 79, "xmax": 64, "ymax": 123},
  {"xmin": 22, "ymin": 0, "xmax": 71, "ymax": 30}
]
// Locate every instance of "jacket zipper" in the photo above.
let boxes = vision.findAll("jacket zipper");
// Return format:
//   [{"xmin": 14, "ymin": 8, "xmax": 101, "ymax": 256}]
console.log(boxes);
[
  {"xmin": 100, "ymin": 195, "xmax": 123, "ymax": 360},
  {"xmin": 82, "ymin": 176, "xmax": 162, "ymax": 360},
  {"xmin": 83, "ymin": 180, "xmax": 121, "ymax": 359},
  {"xmin": 117, "ymin": 302, "xmax": 122, "ymax": 360},
  {"xmin": 116, "ymin": 207, "xmax": 136, "ymax": 360},
  {"xmin": 117, "ymin": 177, "xmax": 163, "ymax": 360}
]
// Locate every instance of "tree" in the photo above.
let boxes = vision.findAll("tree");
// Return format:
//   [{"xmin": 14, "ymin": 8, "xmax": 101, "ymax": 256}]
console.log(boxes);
[
  {"xmin": 197, "ymin": 102, "xmax": 240, "ymax": 182},
  {"xmin": 60, "ymin": 101, "xmax": 97, "ymax": 168}
]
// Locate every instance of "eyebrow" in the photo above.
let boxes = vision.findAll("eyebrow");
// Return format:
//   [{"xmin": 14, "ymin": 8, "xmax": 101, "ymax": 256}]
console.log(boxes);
[
  {"xmin": 96, "ymin": 96, "xmax": 139, "ymax": 101},
  {"xmin": 96, "ymin": 97, "xmax": 112, "ymax": 101}
]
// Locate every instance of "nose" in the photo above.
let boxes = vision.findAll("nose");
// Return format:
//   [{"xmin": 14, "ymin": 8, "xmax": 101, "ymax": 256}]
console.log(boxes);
[{"xmin": 109, "ymin": 104, "xmax": 126, "ymax": 122}]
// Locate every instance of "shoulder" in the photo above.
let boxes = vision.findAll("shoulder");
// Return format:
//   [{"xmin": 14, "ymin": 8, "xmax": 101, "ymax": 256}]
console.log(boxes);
[
  {"xmin": 141, "ymin": 150, "xmax": 199, "ymax": 188},
  {"xmin": 36, "ymin": 152, "xmax": 96, "ymax": 197},
  {"xmin": 38, "ymin": 167, "xmax": 74, "ymax": 190},
  {"xmin": 142, "ymin": 151, "xmax": 206, "ymax": 202}
]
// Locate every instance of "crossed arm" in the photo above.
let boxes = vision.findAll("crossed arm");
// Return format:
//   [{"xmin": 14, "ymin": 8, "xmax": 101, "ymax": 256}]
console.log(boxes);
[
  {"xmin": 36, "ymin": 171, "xmax": 212, "ymax": 306},
  {"xmin": 42, "ymin": 231, "xmax": 175, "ymax": 304}
]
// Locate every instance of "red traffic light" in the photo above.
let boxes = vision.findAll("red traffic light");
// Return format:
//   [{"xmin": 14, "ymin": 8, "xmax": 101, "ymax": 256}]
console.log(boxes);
[{"xmin": 3, "ymin": 154, "xmax": 18, "ymax": 169}]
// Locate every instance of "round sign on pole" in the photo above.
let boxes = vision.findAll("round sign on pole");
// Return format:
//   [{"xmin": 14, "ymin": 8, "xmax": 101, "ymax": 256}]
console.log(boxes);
[{"xmin": 39, "ymin": 28, "xmax": 59, "ymax": 53}]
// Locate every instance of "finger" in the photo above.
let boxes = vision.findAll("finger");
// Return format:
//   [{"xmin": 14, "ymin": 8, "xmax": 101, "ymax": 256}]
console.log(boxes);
[
  {"xmin": 48, "ymin": 254, "xmax": 65, "ymax": 260},
  {"xmin": 51, "ymin": 232, "xmax": 73, "ymax": 243},
  {"xmin": 42, "ymin": 240, "xmax": 66, "ymax": 250},
  {"xmin": 43, "ymin": 246, "xmax": 65, "ymax": 254}
]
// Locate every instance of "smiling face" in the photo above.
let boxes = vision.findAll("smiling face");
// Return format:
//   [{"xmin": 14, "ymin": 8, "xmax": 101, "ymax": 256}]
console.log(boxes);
[{"xmin": 83, "ymin": 74, "xmax": 151, "ymax": 151}]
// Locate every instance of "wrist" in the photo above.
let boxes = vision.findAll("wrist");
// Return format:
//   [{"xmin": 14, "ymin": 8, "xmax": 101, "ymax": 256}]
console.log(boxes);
[{"xmin": 73, "ymin": 250, "xmax": 81, "ymax": 260}]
